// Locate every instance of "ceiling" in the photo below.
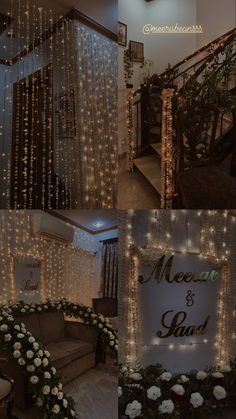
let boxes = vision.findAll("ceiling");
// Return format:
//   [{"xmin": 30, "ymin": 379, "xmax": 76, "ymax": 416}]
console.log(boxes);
[{"xmin": 51, "ymin": 210, "xmax": 118, "ymax": 234}]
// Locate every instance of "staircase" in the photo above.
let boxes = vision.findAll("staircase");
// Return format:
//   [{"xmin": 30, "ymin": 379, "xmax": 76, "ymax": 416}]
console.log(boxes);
[{"xmin": 131, "ymin": 27, "xmax": 236, "ymax": 208}]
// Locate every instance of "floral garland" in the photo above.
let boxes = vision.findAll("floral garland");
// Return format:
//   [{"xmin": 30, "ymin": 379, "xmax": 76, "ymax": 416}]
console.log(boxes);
[
  {"xmin": 0, "ymin": 299, "xmax": 118, "ymax": 418},
  {"xmin": 119, "ymin": 361, "xmax": 236, "ymax": 418}
]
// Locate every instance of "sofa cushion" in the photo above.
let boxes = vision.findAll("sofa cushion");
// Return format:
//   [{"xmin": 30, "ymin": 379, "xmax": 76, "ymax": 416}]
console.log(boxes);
[
  {"xmin": 39, "ymin": 311, "xmax": 65, "ymax": 344},
  {"xmin": 17, "ymin": 313, "xmax": 41, "ymax": 340},
  {"xmin": 0, "ymin": 378, "xmax": 11, "ymax": 401},
  {"xmin": 45, "ymin": 338, "xmax": 94, "ymax": 370}
]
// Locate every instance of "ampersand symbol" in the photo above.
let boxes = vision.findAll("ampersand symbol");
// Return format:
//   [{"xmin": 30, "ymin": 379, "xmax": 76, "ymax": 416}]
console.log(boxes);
[{"xmin": 186, "ymin": 290, "xmax": 195, "ymax": 307}]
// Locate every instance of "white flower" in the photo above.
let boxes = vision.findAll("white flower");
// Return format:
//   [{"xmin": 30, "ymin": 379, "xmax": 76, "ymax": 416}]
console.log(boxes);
[
  {"xmin": 87, "ymin": 308, "xmax": 92, "ymax": 312},
  {"xmin": 130, "ymin": 373, "xmax": 142, "ymax": 381},
  {"xmin": 213, "ymin": 385, "xmax": 226, "ymax": 400},
  {"xmin": 196, "ymin": 371, "xmax": 207, "ymax": 381},
  {"xmin": 71, "ymin": 410, "xmax": 75, "ymax": 417},
  {"xmin": 29, "ymin": 336, "xmax": 35, "ymax": 343},
  {"xmin": 171, "ymin": 384, "xmax": 185, "ymax": 396},
  {"xmin": 110, "ymin": 340, "xmax": 115, "ymax": 346},
  {"xmin": 58, "ymin": 383, "xmax": 63, "ymax": 390},
  {"xmin": 220, "ymin": 365, "xmax": 231, "ymax": 373},
  {"xmin": 212, "ymin": 372, "xmax": 224, "ymax": 379},
  {"xmin": 7, "ymin": 316, "xmax": 13, "ymax": 321},
  {"xmin": 27, "ymin": 365, "xmax": 35, "ymax": 372},
  {"xmin": 26, "ymin": 350, "xmax": 34, "ymax": 359},
  {"xmin": 43, "ymin": 305, "xmax": 48, "ymax": 309},
  {"xmin": 125, "ymin": 400, "xmax": 142, "ymax": 419},
  {"xmin": 21, "ymin": 308, "xmax": 26, "ymax": 313},
  {"xmin": 34, "ymin": 358, "xmax": 42, "ymax": 367},
  {"xmin": 63, "ymin": 399, "xmax": 68, "ymax": 408},
  {"xmin": 44, "ymin": 350, "xmax": 50, "ymax": 358},
  {"xmin": 4, "ymin": 334, "xmax": 12, "ymax": 342},
  {"xmin": 118, "ymin": 386, "xmax": 122, "ymax": 397},
  {"xmin": 13, "ymin": 350, "xmax": 21, "ymax": 359},
  {"xmin": 37, "ymin": 307, "xmax": 42, "ymax": 311},
  {"xmin": 115, "ymin": 344, "xmax": 118, "ymax": 350},
  {"xmin": 103, "ymin": 328, "xmax": 108, "ymax": 333},
  {"xmin": 0, "ymin": 324, "xmax": 8, "ymax": 332},
  {"xmin": 93, "ymin": 320, "xmax": 97, "ymax": 324},
  {"xmin": 36, "ymin": 397, "xmax": 43, "ymax": 407},
  {"xmin": 18, "ymin": 358, "xmax": 26, "ymax": 366},
  {"xmin": 158, "ymin": 399, "xmax": 175, "ymax": 414},
  {"xmin": 58, "ymin": 392, "xmax": 63, "ymax": 400},
  {"xmin": 43, "ymin": 385, "xmax": 50, "ymax": 395},
  {"xmin": 43, "ymin": 358, "xmax": 49, "ymax": 367},
  {"xmin": 51, "ymin": 367, "xmax": 56, "ymax": 375},
  {"xmin": 160, "ymin": 372, "xmax": 172, "ymax": 382},
  {"xmin": 52, "ymin": 404, "xmax": 60, "ymax": 414},
  {"xmin": 147, "ymin": 386, "xmax": 161, "ymax": 400},
  {"xmin": 17, "ymin": 333, "xmax": 24, "ymax": 339},
  {"xmin": 44, "ymin": 371, "xmax": 51, "ymax": 379},
  {"xmin": 179, "ymin": 375, "xmax": 189, "ymax": 383},
  {"xmin": 51, "ymin": 386, "xmax": 58, "ymax": 395},
  {"xmin": 14, "ymin": 325, "xmax": 20, "ymax": 331},
  {"xmin": 38, "ymin": 350, "xmax": 43, "ymax": 357},
  {"xmin": 33, "ymin": 342, "xmax": 39, "ymax": 351},
  {"xmin": 29, "ymin": 308, "xmax": 34, "ymax": 312},
  {"xmin": 190, "ymin": 392, "xmax": 204, "ymax": 408},
  {"xmin": 30, "ymin": 375, "xmax": 39, "ymax": 384},
  {"xmin": 98, "ymin": 324, "xmax": 103, "ymax": 329}
]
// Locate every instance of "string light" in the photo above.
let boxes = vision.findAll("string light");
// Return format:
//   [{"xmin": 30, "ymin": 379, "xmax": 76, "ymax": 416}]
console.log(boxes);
[
  {"xmin": 161, "ymin": 88, "xmax": 174, "ymax": 209},
  {"xmin": 0, "ymin": 210, "xmax": 94, "ymax": 307}
]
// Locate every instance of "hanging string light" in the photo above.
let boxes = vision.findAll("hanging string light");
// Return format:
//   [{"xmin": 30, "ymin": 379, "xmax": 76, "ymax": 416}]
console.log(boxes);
[{"xmin": 161, "ymin": 88, "xmax": 174, "ymax": 209}]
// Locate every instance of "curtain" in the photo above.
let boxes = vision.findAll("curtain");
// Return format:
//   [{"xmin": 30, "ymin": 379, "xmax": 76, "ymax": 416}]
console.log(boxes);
[{"xmin": 100, "ymin": 240, "xmax": 118, "ymax": 298}]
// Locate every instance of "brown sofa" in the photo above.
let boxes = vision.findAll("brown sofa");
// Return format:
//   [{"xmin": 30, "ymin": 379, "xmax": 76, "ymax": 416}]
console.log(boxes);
[{"xmin": 0, "ymin": 310, "xmax": 98, "ymax": 409}]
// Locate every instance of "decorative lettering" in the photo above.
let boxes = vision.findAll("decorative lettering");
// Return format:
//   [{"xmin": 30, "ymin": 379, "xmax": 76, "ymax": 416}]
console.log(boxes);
[{"xmin": 157, "ymin": 310, "xmax": 210, "ymax": 338}]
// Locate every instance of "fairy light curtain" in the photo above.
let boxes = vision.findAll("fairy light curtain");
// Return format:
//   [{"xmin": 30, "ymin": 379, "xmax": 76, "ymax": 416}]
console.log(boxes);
[
  {"xmin": 119, "ymin": 210, "xmax": 236, "ymax": 367},
  {"xmin": 0, "ymin": 0, "xmax": 117, "ymax": 209},
  {"xmin": 0, "ymin": 210, "xmax": 94, "ymax": 306}
]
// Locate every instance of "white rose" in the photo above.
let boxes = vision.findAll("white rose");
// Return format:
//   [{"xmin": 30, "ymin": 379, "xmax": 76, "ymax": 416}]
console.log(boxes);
[
  {"xmin": 43, "ymin": 358, "xmax": 49, "ymax": 367},
  {"xmin": 33, "ymin": 342, "xmax": 39, "ymax": 350},
  {"xmin": 58, "ymin": 392, "xmax": 63, "ymax": 400},
  {"xmin": 196, "ymin": 371, "xmax": 207, "ymax": 381},
  {"xmin": 29, "ymin": 336, "xmax": 35, "ymax": 343},
  {"xmin": 7, "ymin": 316, "xmax": 13, "ymax": 321},
  {"xmin": 52, "ymin": 404, "xmax": 60, "ymax": 414},
  {"xmin": 158, "ymin": 399, "xmax": 175, "ymax": 414},
  {"xmin": 190, "ymin": 392, "xmax": 204, "ymax": 408},
  {"xmin": 87, "ymin": 308, "xmax": 92, "ymax": 312},
  {"xmin": 129, "ymin": 373, "xmax": 142, "ymax": 381},
  {"xmin": 27, "ymin": 365, "xmax": 35, "ymax": 372},
  {"xmin": 171, "ymin": 384, "xmax": 185, "ymax": 396},
  {"xmin": 26, "ymin": 350, "xmax": 34, "ymax": 359},
  {"xmin": 30, "ymin": 375, "xmax": 39, "ymax": 384},
  {"xmin": 14, "ymin": 325, "xmax": 20, "ymax": 331},
  {"xmin": 98, "ymin": 324, "xmax": 103, "ymax": 329},
  {"xmin": 29, "ymin": 308, "xmax": 34, "ymax": 312},
  {"xmin": 34, "ymin": 358, "xmax": 42, "ymax": 367},
  {"xmin": 17, "ymin": 333, "xmax": 24, "ymax": 339},
  {"xmin": 118, "ymin": 386, "xmax": 122, "ymax": 397},
  {"xmin": 38, "ymin": 350, "xmax": 43, "ymax": 357},
  {"xmin": 44, "ymin": 371, "xmax": 51, "ymax": 379},
  {"xmin": 220, "ymin": 365, "xmax": 231, "ymax": 373},
  {"xmin": 71, "ymin": 410, "xmax": 75, "ymax": 417},
  {"xmin": 63, "ymin": 399, "xmax": 68, "ymax": 408},
  {"xmin": 43, "ymin": 385, "xmax": 50, "ymax": 395},
  {"xmin": 179, "ymin": 375, "xmax": 189, "ymax": 383},
  {"xmin": 125, "ymin": 400, "xmax": 142, "ymax": 419},
  {"xmin": 103, "ymin": 328, "xmax": 108, "ymax": 333},
  {"xmin": 58, "ymin": 383, "xmax": 63, "ymax": 390},
  {"xmin": 21, "ymin": 309, "xmax": 26, "ymax": 313},
  {"xmin": 213, "ymin": 385, "xmax": 227, "ymax": 400},
  {"xmin": 147, "ymin": 386, "xmax": 161, "ymax": 400},
  {"xmin": 0, "ymin": 324, "xmax": 8, "ymax": 332},
  {"xmin": 115, "ymin": 344, "xmax": 118, "ymax": 350},
  {"xmin": 37, "ymin": 307, "xmax": 42, "ymax": 311},
  {"xmin": 212, "ymin": 372, "xmax": 224, "ymax": 379},
  {"xmin": 51, "ymin": 386, "xmax": 58, "ymax": 395},
  {"xmin": 44, "ymin": 350, "xmax": 50, "ymax": 358},
  {"xmin": 44, "ymin": 305, "xmax": 48, "ymax": 309},
  {"xmin": 18, "ymin": 358, "xmax": 26, "ymax": 366},
  {"xmin": 51, "ymin": 367, "xmax": 56, "ymax": 375},
  {"xmin": 13, "ymin": 350, "xmax": 21, "ymax": 359},
  {"xmin": 160, "ymin": 372, "xmax": 172, "ymax": 382},
  {"xmin": 110, "ymin": 340, "xmax": 115, "ymax": 346},
  {"xmin": 4, "ymin": 334, "xmax": 12, "ymax": 342}
]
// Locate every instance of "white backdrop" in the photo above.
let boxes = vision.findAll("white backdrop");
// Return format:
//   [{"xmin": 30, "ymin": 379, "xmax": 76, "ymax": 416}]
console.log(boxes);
[{"xmin": 138, "ymin": 252, "xmax": 219, "ymax": 372}]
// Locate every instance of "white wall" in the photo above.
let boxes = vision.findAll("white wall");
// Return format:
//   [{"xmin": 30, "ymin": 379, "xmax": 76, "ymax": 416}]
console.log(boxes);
[
  {"xmin": 196, "ymin": 0, "xmax": 236, "ymax": 48},
  {"xmin": 75, "ymin": 0, "xmax": 118, "ymax": 34}
]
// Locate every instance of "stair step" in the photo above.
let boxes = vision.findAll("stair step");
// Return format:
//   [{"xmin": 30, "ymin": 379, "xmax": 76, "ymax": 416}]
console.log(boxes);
[
  {"xmin": 151, "ymin": 142, "xmax": 162, "ymax": 157},
  {"xmin": 134, "ymin": 154, "xmax": 161, "ymax": 195}
]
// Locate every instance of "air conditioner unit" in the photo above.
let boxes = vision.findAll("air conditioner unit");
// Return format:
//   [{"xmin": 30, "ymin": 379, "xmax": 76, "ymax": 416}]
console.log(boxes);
[{"xmin": 32, "ymin": 213, "xmax": 74, "ymax": 244}]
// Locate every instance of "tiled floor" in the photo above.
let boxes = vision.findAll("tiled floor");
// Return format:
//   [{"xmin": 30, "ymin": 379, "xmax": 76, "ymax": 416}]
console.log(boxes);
[
  {"xmin": 13, "ymin": 365, "xmax": 117, "ymax": 419},
  {"xmin": 118, "ymin": 156, "xmax": 160, "ymax": 209}
]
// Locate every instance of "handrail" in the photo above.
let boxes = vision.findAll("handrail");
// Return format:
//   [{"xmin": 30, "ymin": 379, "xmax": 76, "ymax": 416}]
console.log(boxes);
[{"xmin": 133, "ymin": 27, "xmax": 236, "ymax": 97}]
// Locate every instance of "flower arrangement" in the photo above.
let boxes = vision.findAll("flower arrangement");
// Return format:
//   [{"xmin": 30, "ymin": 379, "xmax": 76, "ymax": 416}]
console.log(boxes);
[
  {"xmin": 119, "ymin": 361, "xmax": 236, "ymax": 418},
  {"xmin": 0, "ymin": 299, "xmax": 118, "ymax": 418}
]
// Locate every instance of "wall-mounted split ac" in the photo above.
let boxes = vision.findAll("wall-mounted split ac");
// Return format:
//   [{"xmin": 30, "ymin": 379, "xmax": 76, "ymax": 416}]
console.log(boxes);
[{"xmin": 32, "ymin": 212, "xmax": 74, "ymax": 244}]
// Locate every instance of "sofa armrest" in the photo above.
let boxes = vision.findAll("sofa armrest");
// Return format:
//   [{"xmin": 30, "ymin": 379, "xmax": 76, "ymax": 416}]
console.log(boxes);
[{"xmin": 65, "ymin": 321, "xmax": 98, "ymax": 351}]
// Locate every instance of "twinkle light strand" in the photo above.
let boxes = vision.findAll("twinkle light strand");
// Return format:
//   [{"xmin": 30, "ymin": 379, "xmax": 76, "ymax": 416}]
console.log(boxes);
[{"xmin": 161, "ymin": 88, "xmax": 174, "ymax": 209}]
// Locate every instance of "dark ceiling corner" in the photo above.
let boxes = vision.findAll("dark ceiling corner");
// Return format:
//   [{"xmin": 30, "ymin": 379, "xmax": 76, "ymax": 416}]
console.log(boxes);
[{"xmin": 0, "ymin": 12, "xmax": 13, "ymax": 36}]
